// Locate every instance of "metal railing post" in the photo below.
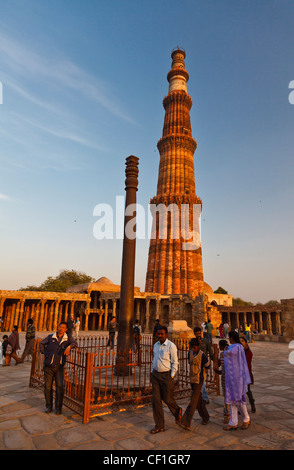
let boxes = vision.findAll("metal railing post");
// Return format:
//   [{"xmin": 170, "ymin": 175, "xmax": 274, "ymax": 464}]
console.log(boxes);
[
  {"xmin": 29, "ymin": 339, "xmax": 40, "ymax": 388},
  {"xmin": 83, "ymin": 352, "xmax": 93, "ymax": 424}
]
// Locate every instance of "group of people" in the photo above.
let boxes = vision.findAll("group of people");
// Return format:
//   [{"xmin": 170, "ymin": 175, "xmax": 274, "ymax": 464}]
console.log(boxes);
[
  {"xmin": 217, "ymin": 322, "xmax": 230, "ymax": 339},
  {"xmin": 200, "ymin": 319, "xmax": 214, "ymax": 344},
  {"xmin": 218, "ymin": 322, "xmax": 253, "ymax": 343},
  {"xmin": 106, "ymin": 316, "xmax": 142, "ymax": 351},
  {"xmin": 65, "ymin": 314, "xmax": 81, "ymax": 337},
  {"xmin": 0, "ymin": 317, "xmax": 79, "ymax": 415},
  {"xmin": 213, "ymin": 332, "xmax": 255, "ymax": 430},
  {"xmin": 1, "ymin": 314, "xmax": 255, "ymax": 429},
  {"xmin": 150, "ymin": 322, "xmax": 255, "ymax": 433},
  {"xmin": 0, "ymin": 320, "xmax": 36, "ymax": 367}
]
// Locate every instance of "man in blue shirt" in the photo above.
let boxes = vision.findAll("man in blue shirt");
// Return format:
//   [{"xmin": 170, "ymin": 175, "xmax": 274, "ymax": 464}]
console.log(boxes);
[{"xmin": 150, "ymin": 326, "xmax": 182, "ymax": 434}]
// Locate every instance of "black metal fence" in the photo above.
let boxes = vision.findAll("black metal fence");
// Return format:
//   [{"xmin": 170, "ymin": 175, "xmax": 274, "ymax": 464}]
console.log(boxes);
[{"xmin": 30, "ymin": 334, "xmax": 220, "ymax": 423}]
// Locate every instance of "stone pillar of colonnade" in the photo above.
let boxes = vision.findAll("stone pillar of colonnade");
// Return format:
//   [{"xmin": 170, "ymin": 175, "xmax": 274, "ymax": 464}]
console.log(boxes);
[
  {"xmin": 169, "ymin": 298, "xmax": 173, "ymax": 322},
  {"xmin": 136, "ymin": 300, "xmax": 140, "ymax": 321},
  {"xmin": 0, "ymin": 298, "xmax": 5, "ymax": 332},
  {"xmin": 156, "ymin": 297, "xmax": 161, "ymax": 321},
  {"xmin": 38, "ymin": 300, "xmax": 46, "ymax": 331},
  {"xmin": 266, "ymin": 312, "xmax": 272, "ymax": 334},
  {"xmin": 9, "ymin": 303, "xmax": 17, "ymax": 331},
  {"xmin": 84, "ymin": 300, "xmax": 91, "ymax": 331},
  {"xmin": 14, "ymin": 300, "xmax": 24, "ymax": 331},
  {"xmin": 145, "ymin": 299, "xmax": 150, "ymax": 333},
  {"xmin": 52, "ymin": 299, "xmax": 61, "ymax": 332},
  {"xmin": 3, "ymin": 305, "xmax": 9, "ymax": 331},
  {"xmin": 70, "ymin": 300, "xmax": 75, "ymax": 322},
  {"xmin": 47, "ymin": 302, "xmax": 53, "ymax": 331},
  {"xmin": 103, "ymin": 299, "xmax": 109, "ymax": 330},
  {"xmin": 57, "ymin": 302, "xmax": 63, "ymax": 326},
  {"xmin": 276, "ymin": 312, "xmax": 282, "ymax": 335},
  {"xmin": 37, "ymin": 300, "xmax": 46, "ymax": 331},
  {"xmin": 257, "ymin": 312, "xmax": 263, "ymax": 332},
  {"xmin": 112, "ymin": 299, "xmax": 117, "ymax": 318},
  {"xmin": 98, "ymin": 305, "xmax": 104, "ymax": 330},
  {"xmin": 0, "ymin": 297, "xmax": 5, "ymax": 320},
  {"xmin": 64, "ymin": 301, "xmax": 69, "ymax": 323}
]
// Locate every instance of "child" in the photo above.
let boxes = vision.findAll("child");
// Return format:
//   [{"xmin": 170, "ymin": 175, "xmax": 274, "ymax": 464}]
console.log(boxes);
[
  {"xmin": 179, "ymin": 338, "xmax": 210, "ymax": 430},
  {"xmin": 214, "ymin": 339, "xmax": 230, "ymax": 423},
  {"xmin": 75, "ymin": 316, "xmax": 80, "ymax": 337}
]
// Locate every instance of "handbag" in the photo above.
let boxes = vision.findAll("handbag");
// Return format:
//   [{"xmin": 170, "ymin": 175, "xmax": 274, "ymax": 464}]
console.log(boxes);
[{"xmin": 6, "ymin": 344, "xmax": 13, "ymax": 355}]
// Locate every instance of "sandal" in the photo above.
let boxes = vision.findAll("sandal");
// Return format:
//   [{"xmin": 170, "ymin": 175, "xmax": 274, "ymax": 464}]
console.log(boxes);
[
  {"xmin": 223, "ymin": 425, "xmax": 238, "ymax": 431},
  {"xmin": 150, "ymin": 426, "xmax": 165, "ymax": 434},
  {"xmin": 179, "ymin": 423, "xmax": 190, "ymax": 431},
  {"xmin": 240, "ymin": 420, "xmax": 250, "ymax": 430}
]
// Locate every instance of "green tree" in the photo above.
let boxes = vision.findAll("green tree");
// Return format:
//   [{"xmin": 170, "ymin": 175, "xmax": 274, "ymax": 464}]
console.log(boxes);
[
  {"xmin": 264, "ymin": 300, "xmax": 280, "ymax": 306},
  {"xmin": 214, "ymin": 286, "xmax": 228, "ymax": 294},
  {"xmin": 233, "ymin": 297, "xmax": 254, "ymax": 307},
  {"xmin": 20, "ymin": 269, "xmax": 94, "ymax": 292}
]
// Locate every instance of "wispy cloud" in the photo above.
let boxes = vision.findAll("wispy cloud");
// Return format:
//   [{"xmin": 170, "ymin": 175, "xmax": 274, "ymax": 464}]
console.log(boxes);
[
  {"xmin": 0, "ymin": 31, "xmax": 136, "ymax": 124},
  {"xmin": 11, "ymin": 113, "xmax": 109, "ymax": 152},
  {"xmin": 0, "ymin": 193, "xmax": 10, "ymax": 201}
]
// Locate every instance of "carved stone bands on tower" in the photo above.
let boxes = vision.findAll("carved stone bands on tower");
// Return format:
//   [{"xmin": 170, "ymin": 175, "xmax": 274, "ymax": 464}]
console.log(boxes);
[{"xmin": 145, "ymin": 48, "xmax": 204, "ymax": 297}]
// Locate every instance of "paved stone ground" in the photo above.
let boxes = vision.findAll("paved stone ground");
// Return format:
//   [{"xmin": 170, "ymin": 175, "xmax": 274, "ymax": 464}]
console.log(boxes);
[{"xmin": 0, "ymin": 331, "xmax": 294, "ymax": 453}]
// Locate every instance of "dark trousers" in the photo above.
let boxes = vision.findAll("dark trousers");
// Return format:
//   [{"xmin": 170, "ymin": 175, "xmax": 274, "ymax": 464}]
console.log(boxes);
[
  {"xmin": 151, "ymin": 370, "xmax": 181, "ymax": 428},
  {"xmin": 181, "ymin": 382, "xmax": 210, "ymax": 428},
  {"xmin": 44, "ymin": 365, "xmax": 64, "ymax": 411},
  {"xmin": 246, "ymin": 384, "xmax": 255, "ymax": 406},
  {"xmin": 107, "ymin": 332, "xmax": 115, "ymax": 349},
  {"xmin": 21, "ymin": 339, "xmax": 35, "ymax": 361}
]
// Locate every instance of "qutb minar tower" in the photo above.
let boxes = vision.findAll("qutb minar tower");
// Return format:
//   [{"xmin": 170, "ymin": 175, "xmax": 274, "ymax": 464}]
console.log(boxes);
[{"xmin": 145, "ymin": 47, "xmax": 204, "ymax": 296}]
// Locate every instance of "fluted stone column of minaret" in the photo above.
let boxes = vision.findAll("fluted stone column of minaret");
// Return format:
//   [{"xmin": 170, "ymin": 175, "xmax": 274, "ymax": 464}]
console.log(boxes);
[{"xmin": 145, "ymin": 48, "xmax": 204, "ymax": 296}]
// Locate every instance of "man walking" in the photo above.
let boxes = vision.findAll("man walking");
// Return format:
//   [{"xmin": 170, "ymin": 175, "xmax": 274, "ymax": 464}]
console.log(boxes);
[
  {"xmin": 20, "ymin": 318, "xmax": 35, "ymax": 363},
  {"xmin": 150, "ymin": 326, "xmax": 182, "ymax": 434},
  {"xmin": 39, "ymin": 322, "xmax": 77, "ymax": 415},
  {"xmin": 179, "ymin": 338, "xmax": 210, "ymax": 430},
  {"xmin": 193, "ymin": 326, "xmax": 215, "ymax": 404},
  {"xmin": 5, "ymin": 325, "xmax": 22, "ymax": 366},
  {"xmin": 206, "ymin": 319, "xmax": 214, "ymax": 344}
]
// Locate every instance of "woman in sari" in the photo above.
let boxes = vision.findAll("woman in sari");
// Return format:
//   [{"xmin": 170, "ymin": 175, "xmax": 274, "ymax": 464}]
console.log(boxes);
[
  {"xmin": 219, "ymin": 323, "xmax": 225, "ymax": 339},
  {"xmin": 223, "ymin": 331, "xmax": 251, "ymax": 430}
]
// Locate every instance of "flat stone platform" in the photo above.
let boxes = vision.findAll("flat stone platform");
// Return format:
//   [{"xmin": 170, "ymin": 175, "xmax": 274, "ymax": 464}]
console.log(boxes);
[{"xmin": 0, "ymin": 331, "xmax": 294, "ymax": 453}]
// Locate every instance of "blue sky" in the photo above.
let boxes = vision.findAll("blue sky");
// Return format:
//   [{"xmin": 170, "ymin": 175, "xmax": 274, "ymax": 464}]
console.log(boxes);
[{"xmin": 0, "ymin": 0, "xmax": 293, "ymax": 303}]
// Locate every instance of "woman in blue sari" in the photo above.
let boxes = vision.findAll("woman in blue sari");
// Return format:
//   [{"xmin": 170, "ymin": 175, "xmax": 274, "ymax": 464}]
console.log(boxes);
[{"xmin": 223, "ymin": 331, "xmax": 251, "ymax": 430}]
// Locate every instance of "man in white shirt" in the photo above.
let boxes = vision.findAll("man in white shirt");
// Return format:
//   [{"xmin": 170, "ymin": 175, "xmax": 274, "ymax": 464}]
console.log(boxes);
[{"xmin": 150, "ymin": 326, "xmax": 182, "ymax": 433}]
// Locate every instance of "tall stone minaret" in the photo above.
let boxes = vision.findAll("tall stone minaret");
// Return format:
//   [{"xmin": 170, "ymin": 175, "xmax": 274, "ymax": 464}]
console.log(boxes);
[{"xmin": 145, "ymin": 47, "xmax": 204, "ymax": 296}]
